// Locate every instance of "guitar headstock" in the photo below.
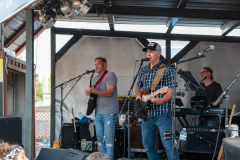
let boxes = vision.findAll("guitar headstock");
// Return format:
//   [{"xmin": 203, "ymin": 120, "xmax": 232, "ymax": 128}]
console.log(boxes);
[{"xmin": 160, "ymin": 88, "xmax": 168, "ymax": 94}]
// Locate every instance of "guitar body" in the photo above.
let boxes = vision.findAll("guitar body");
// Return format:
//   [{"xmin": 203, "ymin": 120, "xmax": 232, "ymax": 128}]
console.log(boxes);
[
  {"xmin": 86, "ymin": 93, "xmax": 97, "ymax": 115},
  {"xmin": 141, "ymin": 87, "xmax": 168, "ymax": 102},
  {"xmin": 86, "ymin": 73, "xmax": 97, "ymax": 116}
]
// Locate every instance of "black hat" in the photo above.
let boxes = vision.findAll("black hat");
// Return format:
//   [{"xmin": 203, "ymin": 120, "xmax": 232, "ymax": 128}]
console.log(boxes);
[{"xmin": 143, "ymin": 42, "xmax": 161, "ymax": 51}]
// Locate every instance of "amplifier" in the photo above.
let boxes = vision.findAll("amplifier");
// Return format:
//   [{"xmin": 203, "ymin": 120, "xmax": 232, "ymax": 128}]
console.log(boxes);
[
  {"xmin": 79, "ymin": 125, "xmax": 97, "ymax": 152},
  {"xmin": 182, "ymin": 127, "xmax": 224, "ymax": 160},
  {"xmin": 114, "ymin": 128, "xmax": 127, "ymax": 159},
  {"xmin": 130, "ymin": 122, "xmax": 164, "ymax": 151},
  {"xmin": 61, "ymin": 124, "xmax": 76, "ymax": 149}
]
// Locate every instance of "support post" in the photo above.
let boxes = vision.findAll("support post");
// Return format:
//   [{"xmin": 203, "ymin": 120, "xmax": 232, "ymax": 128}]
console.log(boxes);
[
  {"xmin": 0, "ymin": 23, "xmax": 4, "ymax": 115},
  {"xmin": 166, "ymin": 34, "xmax": 171, "ymax": 65},
  {"xmin": 25, "ymin": 9, "xmax": 34, "ymax": 160},
  {"xmin": 50, "ymin": 26, "xmax": 56, "ymax": 147}
]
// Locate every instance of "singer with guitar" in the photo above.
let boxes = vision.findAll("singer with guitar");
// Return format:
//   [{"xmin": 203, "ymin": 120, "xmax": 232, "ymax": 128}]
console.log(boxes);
[
  {"xmin": 196, "ymin": 67, "xmax": 223, "ymax": 126},
  {"xmin": 136, "ymin": 42, "xmax": 180, "ymax": 160},
  {"xmin": 85, "ymin": 57, "xmax": 118, "ymax": 160}
]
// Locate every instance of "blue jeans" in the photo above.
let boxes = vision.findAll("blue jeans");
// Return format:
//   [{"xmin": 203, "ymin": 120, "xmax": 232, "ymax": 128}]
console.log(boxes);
[
  {"xmin": 95, "ymin": 113, "xmax": 117, "ymax": 160},
  {"xmin": 141, "ymin": 113, "xmax": 180, "ymax": 160}
]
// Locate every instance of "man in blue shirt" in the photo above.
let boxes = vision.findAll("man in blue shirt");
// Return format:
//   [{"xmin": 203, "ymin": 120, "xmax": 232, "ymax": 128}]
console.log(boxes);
[{"xmin": 136, "ymin": 42, "xmax": 180, "ymax": 160}]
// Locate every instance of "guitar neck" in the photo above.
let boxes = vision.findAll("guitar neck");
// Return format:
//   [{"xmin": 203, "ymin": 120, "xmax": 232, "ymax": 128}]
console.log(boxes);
[
  {"xmin": 153, "ymin": 89, "xmax": 162, "ymax": 96},
  {"xmin": 72, "ymin": 107, "xmax": 76, "ymax": 133},
  {"xmin": 73, "ymin": 119, "xmax": 76, "ymax": 133},
  {"xmin": 90, "ymin": 73, "xmax": 94, "ymax": 87}
]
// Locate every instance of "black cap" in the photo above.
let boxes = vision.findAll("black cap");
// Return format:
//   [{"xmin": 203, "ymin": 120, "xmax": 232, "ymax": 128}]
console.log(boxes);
[{"xmin": 143, "ymin": 42, "xmax": 161, "ymax": 51}]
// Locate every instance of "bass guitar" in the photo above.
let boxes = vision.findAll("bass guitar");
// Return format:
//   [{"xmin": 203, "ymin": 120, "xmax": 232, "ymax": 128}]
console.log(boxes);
[{"xmin": 86, "ymin": 73, "xmax": 97, "ymax": 115}]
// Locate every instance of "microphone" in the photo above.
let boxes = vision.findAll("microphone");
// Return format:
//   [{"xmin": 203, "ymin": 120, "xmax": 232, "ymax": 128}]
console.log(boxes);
[
  {"xmin": 136, "ymin": 58, "xmax": 150, "ymax": 62},
  {"xmin": 200, "ymin": 76, "xmax": 207, "ymax": 84},
  {"xmin": 198, "ymin": 45, "xmax": 215, "ymax": 56},
  {"xmin": 85, "ymin": 70, "xmax": 95, "ymax": 74}
]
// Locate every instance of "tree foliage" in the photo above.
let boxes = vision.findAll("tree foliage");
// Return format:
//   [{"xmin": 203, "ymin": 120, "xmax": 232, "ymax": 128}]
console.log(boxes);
[{"xmin": 36, "ymin": 77, "xmax": 44, "ymax": 101}]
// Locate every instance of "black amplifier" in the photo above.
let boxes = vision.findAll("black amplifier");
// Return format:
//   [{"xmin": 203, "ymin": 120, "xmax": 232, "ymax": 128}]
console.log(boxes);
[{"xmin": 181, "ymin": 126, "xmax": 224, "ymax": 160}]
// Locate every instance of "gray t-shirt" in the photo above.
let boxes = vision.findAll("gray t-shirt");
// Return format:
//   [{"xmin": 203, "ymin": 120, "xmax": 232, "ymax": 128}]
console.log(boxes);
[{"xmin": 93, "ymin": 71, "xmax": 119, "ymax": 114}]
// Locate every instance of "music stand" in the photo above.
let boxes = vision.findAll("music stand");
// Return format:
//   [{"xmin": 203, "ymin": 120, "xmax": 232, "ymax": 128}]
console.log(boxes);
[{"xmin": 177, "ymin": 69, "xmax": 204, "ymax": 91}]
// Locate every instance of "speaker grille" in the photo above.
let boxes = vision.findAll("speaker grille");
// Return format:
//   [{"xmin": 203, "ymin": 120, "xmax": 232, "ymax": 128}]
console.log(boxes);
[
  {"xmin": 0, "ymin": 117, "xmax": 22, "ymax": 145},
  {"xmin": 61, "ymin": 125, "xmax": 75, "ymax": 149}
]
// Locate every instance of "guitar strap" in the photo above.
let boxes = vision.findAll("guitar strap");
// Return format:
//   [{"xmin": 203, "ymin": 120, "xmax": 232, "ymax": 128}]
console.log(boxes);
[
  {"xmin": 150, "ymin": 63, "xmax": 166, "ymax": 92},
  {"xmin": 94, "ymin": 70, "xmax": 108, "ymax": 87}
]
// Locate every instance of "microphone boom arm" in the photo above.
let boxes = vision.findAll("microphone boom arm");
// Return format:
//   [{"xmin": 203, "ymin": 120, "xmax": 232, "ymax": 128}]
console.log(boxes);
[{"xmin": 214, "ymin": 70, "xmax": 240, "ymax": 106}]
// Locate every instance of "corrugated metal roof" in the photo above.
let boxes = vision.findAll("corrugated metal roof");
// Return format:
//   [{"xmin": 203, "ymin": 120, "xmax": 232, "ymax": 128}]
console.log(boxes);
[
  {"xmin": 2, "ymin": 0, "xmax": 240, "ymax": 55},
  {"xmin": 3, "ymin": 10, "xmax": 43, "ymax": 52}
]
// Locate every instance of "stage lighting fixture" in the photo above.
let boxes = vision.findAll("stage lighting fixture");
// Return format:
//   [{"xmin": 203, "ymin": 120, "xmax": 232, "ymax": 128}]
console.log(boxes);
[
  {"xmin": 39, "ymin": 10, "xmax": 56, "ymax": 29},
  {"xmin": 73, "ymin": 0, "xmax": 92, "ymax": 16},
  {"xmin": 53, "ymin": 3, "xmax": 64, "ymax": 17},
  {"xmin": 61, "ymin": 1, "xmax": 78, "ymax": 20}
]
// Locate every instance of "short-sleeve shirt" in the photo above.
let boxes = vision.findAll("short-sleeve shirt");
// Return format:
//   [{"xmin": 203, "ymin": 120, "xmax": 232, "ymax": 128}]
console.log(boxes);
[
  {"xmin": 136, "ymin": 61, "xmax": 175, "ymax": 117},
  {"xmin": 195, "ymin": 81, "xmax": 222, "ymax": 108},
  {"xmin": 93, "ymin": 71, "xmax": 119, "ymax": 114}
]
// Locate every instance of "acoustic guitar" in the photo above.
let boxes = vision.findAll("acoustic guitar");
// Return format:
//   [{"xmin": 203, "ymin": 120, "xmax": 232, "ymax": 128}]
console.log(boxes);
[{"xmin": 86, "ymin": 73, "xmax": 97, "ymax": 116}]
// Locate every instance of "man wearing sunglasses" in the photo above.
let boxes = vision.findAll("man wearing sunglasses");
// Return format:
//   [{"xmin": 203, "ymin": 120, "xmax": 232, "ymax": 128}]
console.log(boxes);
[{"xmin": 196, "ymin": 67, "xmax": 223, "ymax": 126}]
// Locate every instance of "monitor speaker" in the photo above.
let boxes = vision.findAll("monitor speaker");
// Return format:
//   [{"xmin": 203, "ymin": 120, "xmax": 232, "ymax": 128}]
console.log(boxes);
[
  {"xmin": 61, "ymin": 149, "xmax": 89, "ymax": 160},
  {"xmin": 223, "ymin": 138, "xmax": 240, "ymax": 160},
  {"xmin": 0, "ymin": 116, "xmax": 22, "ymax": 145},
  {"xmin": 36, "ymin": 148, "xmax": 66, "ymax": 160},
  {"xmin": 36, "ymin": 148, "xmax": 89, "ymax": 160}
]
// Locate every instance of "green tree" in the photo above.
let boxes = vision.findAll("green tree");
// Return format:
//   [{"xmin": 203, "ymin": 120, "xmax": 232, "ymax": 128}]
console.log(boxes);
[{"xmin": 36, "ymin": 77, "xmax": 44, "ymax": 101}]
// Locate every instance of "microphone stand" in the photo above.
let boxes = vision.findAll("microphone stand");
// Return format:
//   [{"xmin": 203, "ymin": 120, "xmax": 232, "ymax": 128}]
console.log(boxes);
[
  {"xmin": 54, "ymin": 71, "xmax": 92, "ymax": 148},
  {"xmin": 213, "ymin": 69, "xmax": 240, "ymax": 137},
  {"xmin": 119, "ymin": 60, "xmax": 144, "ymax": 159},
  {"xmin": 137, "ymin": 54, "xmax": 206, "ymax": 160}
]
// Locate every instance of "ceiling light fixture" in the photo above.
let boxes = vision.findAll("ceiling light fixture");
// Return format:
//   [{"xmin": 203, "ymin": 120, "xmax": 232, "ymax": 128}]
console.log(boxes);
[
  {"xmin": 73, "ymin": 0, "xmax": 92, "ymax": 16},
  {"xmin": 61, "ymin": 1, "xmax": 78, "ymax": 20}
]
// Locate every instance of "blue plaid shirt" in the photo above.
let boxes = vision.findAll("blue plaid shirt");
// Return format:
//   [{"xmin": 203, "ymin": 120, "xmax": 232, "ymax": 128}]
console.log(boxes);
[{"xmin": 136, "ymin": 61, "xmax": 175, "ymax": 117}]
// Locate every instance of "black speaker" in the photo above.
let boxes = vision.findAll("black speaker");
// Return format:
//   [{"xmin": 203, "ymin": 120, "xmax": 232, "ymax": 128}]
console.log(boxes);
[
  {"xmin": 36, "ymin": 148, "xmax": 66, "ymax": 160},
  {"xmin": 61, "ymin": 149, "xmax": 89, "ymax": 160},
  {"xmin": 114, "ymin": 128, "xmax": 127, "ymax": 159},
  {"xmin": 61, "ymin": 124, "xmax": 75, "ymax": 149},
  {"xmin": 79, "ymin": 125, "xmax": 97, "ymax": 151},
  {"xmin": 79, "ymin": 125, "xmax": 97, "ymax": 141},
  {"xmin": 182, "ymin": 127, "xmax": 224, "ymax": 160},
  {"xmin": 36, "ymin": 148, "xmax": 89, "ymax": 160},
  {"xmin": 0, "ymin": 116, "xmax": 22, "ymax": 145}
]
